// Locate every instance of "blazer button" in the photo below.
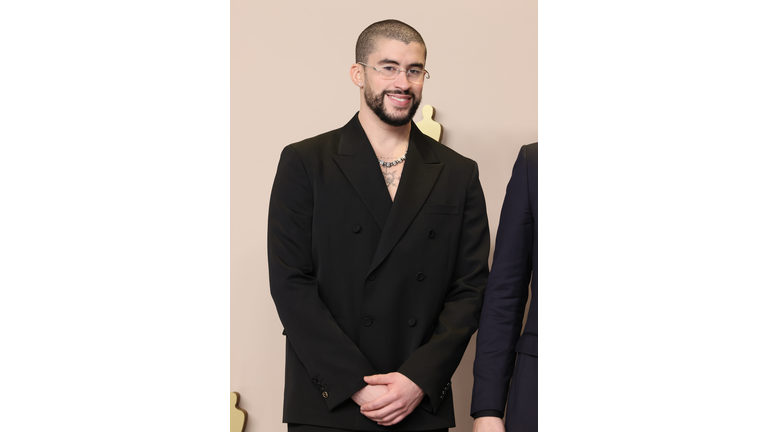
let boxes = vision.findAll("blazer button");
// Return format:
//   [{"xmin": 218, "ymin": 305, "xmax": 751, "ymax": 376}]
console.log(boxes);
[
  {"xmin": 428, "ymin": 229, "xmax": 435, "ymax": 238},
  {"xmin": 408, "ymin": 317, "xmax": 417, "ymax": 327},
  {"xmin": 363, "ymin": 317, "xmax": 372, "ymax": 326},
  {"xmin": 352, "ymin": 224, "xmax": 361, "ymax": 233},
  {"xmin": 416, "ymin": 272, "xmax": 425, "ymax": 281},
  {"xmin": 322, "ymin": 391, "xmax": 329, "ymax": 399},
  {"xmin": 367, "ymin": 273, "xmax": 376, "ymax": 281}
]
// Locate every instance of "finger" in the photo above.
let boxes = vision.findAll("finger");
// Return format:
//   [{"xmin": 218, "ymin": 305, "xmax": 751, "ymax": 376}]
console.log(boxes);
[
  {"xmin": 364, "ymin": 373, "xmax": 391, "ymax": 385},
  {"xmin": 362, "ymin": 407, "xmax": 390, "ymax": 423},
  {"xmin": 361, "ymin": 402, "xmax": 395, "ymax": 420},
  {"xmin": 360, "ymin": 391, "xmax": 397, "ymax": 411},
  {"xmin": 361, "ymin": 402, "xmax": 399, "ymax": 422},
  {"xmin": 378, "ymin": 412, "xmax": 407, "ymax": 426},
  {"xmin": 378, "ymin": 403, "xmax": 411, "ymax": 424},
  {"xmin": 378, "ymin": 398, "xmax": 417, "ymax": 425}
]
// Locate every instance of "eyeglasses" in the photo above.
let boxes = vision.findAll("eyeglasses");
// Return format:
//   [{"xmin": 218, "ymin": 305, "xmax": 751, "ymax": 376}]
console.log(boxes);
[{"xmin": 358, "ymin": 62, "xmax": 430, "ymax": 84}]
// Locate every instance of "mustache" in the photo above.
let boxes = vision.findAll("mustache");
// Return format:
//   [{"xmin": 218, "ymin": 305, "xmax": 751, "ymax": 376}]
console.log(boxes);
[{"xmin": 383, "ymin": 89, "xmax": 415, "ymax": 98}]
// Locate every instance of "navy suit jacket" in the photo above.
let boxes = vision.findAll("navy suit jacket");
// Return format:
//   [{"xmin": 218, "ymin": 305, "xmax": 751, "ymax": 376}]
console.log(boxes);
[{"xmin": 470, "ymin": 143, "xmax": 538, "ymax": 419}]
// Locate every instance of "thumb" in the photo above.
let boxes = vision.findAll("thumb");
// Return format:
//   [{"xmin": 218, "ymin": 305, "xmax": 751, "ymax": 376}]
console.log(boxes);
[{"xmin": 364, "ymin": 373, "xmax": 390, "ymax": 385}]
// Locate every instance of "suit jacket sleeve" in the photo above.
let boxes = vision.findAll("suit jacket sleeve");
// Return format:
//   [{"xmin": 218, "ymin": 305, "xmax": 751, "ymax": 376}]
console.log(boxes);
[
  {"xmin": 398, "ymin": 160, "xmax": 491, "ymax": 413},
  {"xmin": 470, "ymin": 145, "xmax": 534, "ymax": 415},
  {"xmin": 268, "ymin": 145, "xmax": 378, "ymax": 411}
]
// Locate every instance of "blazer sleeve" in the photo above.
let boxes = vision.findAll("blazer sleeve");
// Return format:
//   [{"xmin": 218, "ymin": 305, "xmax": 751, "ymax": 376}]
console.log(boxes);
[
  {"xmin": 268, "ymin": 145, "xmax": 378, "ymax": 411},
  {"xmin": 398, "ymin": 160, "xmax": 491, "ymax": 413},
  {"xmin": 470, "ymin": 145, "xmax": 534, "ymax": 416}
]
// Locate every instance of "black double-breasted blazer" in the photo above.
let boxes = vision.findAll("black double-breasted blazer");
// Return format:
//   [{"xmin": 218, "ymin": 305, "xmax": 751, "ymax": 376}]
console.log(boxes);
[{"xmin": 267, "ymin": 114, "xmax": 490, "ymax": 431}]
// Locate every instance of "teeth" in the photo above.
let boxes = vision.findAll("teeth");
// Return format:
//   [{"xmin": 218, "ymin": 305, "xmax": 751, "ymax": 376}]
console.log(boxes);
[{"xmin": 389, "ymin": 95, "xmax": 407, "ymax": 101}]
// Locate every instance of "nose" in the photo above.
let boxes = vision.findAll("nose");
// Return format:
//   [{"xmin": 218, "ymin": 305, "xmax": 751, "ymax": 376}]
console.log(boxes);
[{"xmin": 393, "ymin": 69, "xmax": 410, "ymax": 90}]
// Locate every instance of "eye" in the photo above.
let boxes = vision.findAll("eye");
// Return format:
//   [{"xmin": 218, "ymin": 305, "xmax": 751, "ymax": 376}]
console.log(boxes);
[
  {"xmin": 380, "ymin": 66, "xmax": 397, "ymax": 72},
  {"xmin": 408, "ymin": 69, "xmax": 423, "ymax": 76}
]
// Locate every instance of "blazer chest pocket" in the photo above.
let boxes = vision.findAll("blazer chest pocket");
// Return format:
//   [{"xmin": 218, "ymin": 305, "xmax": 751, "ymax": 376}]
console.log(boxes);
[{"xmin": 422, "ymin": 204, "xmax": 459, "ymax": 215}]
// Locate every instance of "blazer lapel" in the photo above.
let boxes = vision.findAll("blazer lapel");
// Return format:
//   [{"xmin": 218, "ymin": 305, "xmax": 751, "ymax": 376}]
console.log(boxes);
[
  {"xmin": 332, "ymin": 114, "xmax": 392, "ymax": 231},
  {"xmin": 367, "ymin": 124, "xmax": 443, "ymax": 274}
]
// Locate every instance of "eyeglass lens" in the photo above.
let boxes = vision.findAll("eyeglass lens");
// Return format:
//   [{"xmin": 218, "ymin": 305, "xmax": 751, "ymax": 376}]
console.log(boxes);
[{"xmin": 383, "ymin": 68, "xmax": 425, "ymax": 83}]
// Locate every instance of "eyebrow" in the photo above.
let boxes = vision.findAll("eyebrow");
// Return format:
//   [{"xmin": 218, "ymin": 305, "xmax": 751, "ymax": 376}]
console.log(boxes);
[{"xmin": 377, "ymin": 58, "xmax": 425, "ymax": 69}]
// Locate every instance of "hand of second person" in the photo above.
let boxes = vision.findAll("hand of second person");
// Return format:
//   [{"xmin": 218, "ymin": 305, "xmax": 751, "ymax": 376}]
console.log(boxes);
[
  {"xmin": 359, "ymin": 372, "xmax": 425, "ymax": 426},
  {"xmin": 472, "ymin": 416, "xmax": 505, "ymax": 432}
]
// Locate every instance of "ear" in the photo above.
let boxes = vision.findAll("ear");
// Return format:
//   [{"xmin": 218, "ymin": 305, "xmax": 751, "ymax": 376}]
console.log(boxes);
[{"xmin": 350, "ymin": 63, "xmax": 364, "ymax": 88}]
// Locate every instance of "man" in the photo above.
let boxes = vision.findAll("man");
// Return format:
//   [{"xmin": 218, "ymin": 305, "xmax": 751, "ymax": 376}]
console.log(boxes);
[
  {"xmin": 470, "ymin": 143, "xmax": 538, "ymax": 431},
  {"xmin": 267, "ymin": 20, "xmax": 490, "ymax": 432}
]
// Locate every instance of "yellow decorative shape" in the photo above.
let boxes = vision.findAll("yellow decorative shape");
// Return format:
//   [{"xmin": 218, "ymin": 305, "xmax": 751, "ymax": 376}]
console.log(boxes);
[
  {"xmin": 231, "ymin": 392, "xmax": 248, "ymax": 432},
  {"xmin": 416, "ymin": 104, "xmax": 443, "ymax": 143}
]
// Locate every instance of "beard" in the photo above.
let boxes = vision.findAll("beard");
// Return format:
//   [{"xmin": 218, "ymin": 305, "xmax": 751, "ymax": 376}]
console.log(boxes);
[{"xmin": 364, "ymin": 86, "xmax": 421, "ymax": 127}]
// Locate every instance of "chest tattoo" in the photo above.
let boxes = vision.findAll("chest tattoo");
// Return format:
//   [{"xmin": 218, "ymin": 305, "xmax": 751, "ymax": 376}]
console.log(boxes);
[{"xmin": 381, "ymin": 166, "xmax": 401, "ymax": 188}]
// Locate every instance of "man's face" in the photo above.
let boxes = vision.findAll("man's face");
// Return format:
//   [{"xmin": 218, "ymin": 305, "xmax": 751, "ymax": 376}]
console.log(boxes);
[{"xmin": 362, "ymin": 39, "xmax": 426, "ymax": 127}]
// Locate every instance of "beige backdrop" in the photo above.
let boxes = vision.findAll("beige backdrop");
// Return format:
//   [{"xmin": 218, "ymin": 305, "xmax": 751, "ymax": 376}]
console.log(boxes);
[{"xmin": 231, "ymin": 2, "xmax": 537, "ymax": 431}]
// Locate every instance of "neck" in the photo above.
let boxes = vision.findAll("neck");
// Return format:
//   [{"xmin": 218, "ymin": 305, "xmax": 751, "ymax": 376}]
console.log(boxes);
[{"xmin": 358, "ymin": 108, "xmax": 411, "ymax": 157}]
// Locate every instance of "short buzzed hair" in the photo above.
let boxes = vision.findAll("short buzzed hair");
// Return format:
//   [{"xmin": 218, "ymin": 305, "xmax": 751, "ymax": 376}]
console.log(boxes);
[{"xmin": 355, "ymin": 19, "xmax": 427, "ymax": 64}]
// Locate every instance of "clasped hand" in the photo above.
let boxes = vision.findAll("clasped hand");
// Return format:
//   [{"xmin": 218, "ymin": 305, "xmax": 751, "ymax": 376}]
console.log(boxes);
[{"xmin": 351, "ymin": 372, "xmax": 425, "ymax": 426}]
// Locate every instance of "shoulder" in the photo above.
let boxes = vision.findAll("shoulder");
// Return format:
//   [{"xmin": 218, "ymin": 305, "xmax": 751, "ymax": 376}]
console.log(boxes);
[
  {"xmin": 521, "ymin": 142, "xmax": 538, "ymax": 162},
  {"xmin": 282, "ymin": 114, "xmax": 363, "ymax": 159},
  {"xmin": 285, "ymin": 127, "xmax": 342, "ymax": 157},
  {"xmin": 275, "ymin": 126, "xmax": 345, "ymax": 177},
  {"xmin": 414, "ymin": 129, "xmax": 478, "ymax": 174},
  {"xmin": 273, "ymin": 127, "xmax": 344, "ymax": 182},
  {"xmin": 519, "ymin": 142, "xmax": 538, "ymax": 180}
]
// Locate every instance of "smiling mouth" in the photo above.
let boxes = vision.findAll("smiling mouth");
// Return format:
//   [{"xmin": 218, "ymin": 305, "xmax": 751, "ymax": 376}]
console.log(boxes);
[{"xmin": 386, "ymin": 93, "xmax": 412, "ymax": 107}]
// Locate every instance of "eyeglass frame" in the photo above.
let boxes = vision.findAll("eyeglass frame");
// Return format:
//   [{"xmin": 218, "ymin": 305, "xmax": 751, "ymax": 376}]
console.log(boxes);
[{"xmin": 357, "ymin": 62, "xmax": 430, "ymax": 84}]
